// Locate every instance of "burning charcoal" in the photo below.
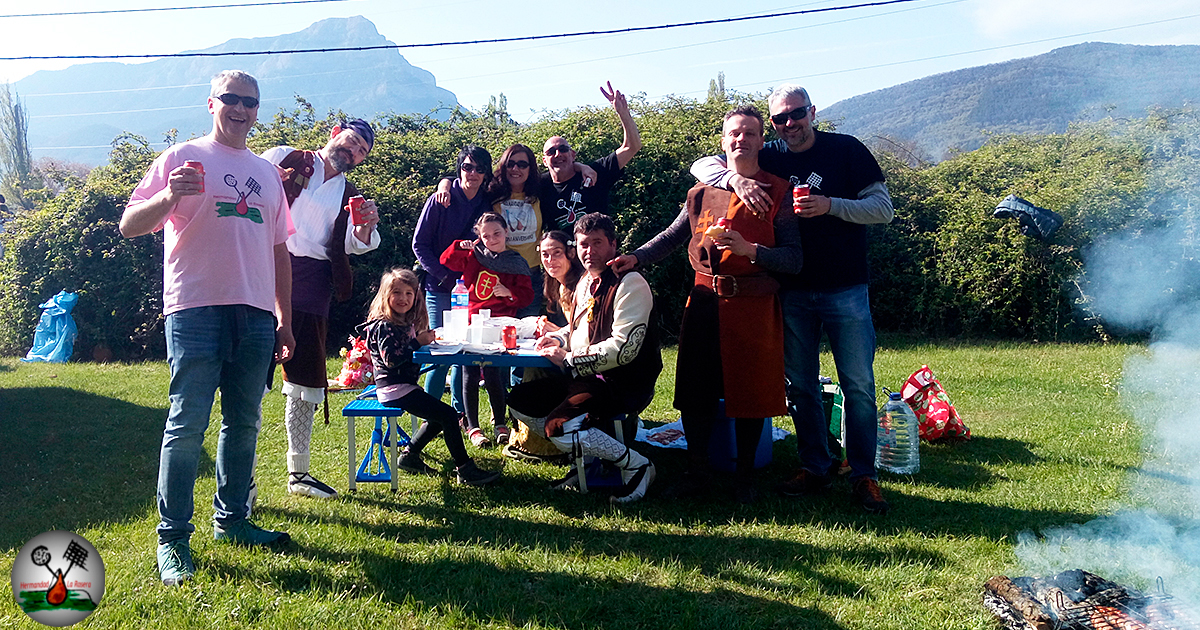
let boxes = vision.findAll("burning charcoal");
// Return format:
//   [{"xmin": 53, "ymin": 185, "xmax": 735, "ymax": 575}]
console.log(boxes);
[
  {"xmin": 984, "ymin": 592, "xmax": 1043, "ymax": 630},
  {"xmin": 986, "ymin": 571, "xmax": 1200, "ymax": 630}
]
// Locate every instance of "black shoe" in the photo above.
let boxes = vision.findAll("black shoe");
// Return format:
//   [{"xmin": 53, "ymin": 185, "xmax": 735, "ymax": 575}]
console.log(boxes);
[
  {"xmin": 398, "ymin": 449, "xmax": 438, "ymax": 476},
  {"xmin": 455, "ymin": 461, "xmax": 501, "ymax": 486},
  {"xmin": 852, "ymin": 477, "xmax": 890, "ymax": 514},
  {"xmin": 777, "ymin": 469, "xmax": 833, "ymax": 497},
  {"xmin": 549, "ymin": 466, "xmax": 580, "ymax": 491}
]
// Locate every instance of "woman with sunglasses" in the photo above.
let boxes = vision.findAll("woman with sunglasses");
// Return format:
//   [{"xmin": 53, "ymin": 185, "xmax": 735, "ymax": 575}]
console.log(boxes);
[
  {"xmin": 476, "ymin": 143, "xmax": 546, "ymax": 446},
  {"xmin": 412, "ymin": 145, "xmax": 494, "ymax": 415},
  {"xmin": 488, "ymin": 144, "xmax": 546, "ymax": 322}
]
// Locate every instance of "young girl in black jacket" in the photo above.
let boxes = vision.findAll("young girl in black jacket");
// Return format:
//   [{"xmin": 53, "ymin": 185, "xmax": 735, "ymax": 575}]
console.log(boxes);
[{"xmin": 361, "ymin": 268, "xmax": 500, "ymax": 485}]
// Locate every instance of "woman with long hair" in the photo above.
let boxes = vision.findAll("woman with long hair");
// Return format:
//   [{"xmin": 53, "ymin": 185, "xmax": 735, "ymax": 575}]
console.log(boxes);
[
  {"xmin": 488, "ymin": 144, "xmax": 546, "ymax": 320},
  {"xmin": 536, "ymin": 230, "xmax": 584, "ymax": 331},
  {"xmin": 502, "ymin": 230, "xmax": 585, "ymax": 463}
]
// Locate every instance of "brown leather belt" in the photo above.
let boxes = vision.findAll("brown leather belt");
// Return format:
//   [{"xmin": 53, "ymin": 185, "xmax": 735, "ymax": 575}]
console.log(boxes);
[{"xmin": 695, "ymin": 271, "xmax": 779, "ymax": 298}]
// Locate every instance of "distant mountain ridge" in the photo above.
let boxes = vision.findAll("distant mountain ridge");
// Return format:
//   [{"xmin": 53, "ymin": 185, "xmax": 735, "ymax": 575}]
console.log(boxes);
[
  {"xmin": 16, "ymin": 16, "xmax": 458, "ymax": 165},
  {"xmin": 820, "ymin": 42, "xmax": 1200, "ymax": 161}
]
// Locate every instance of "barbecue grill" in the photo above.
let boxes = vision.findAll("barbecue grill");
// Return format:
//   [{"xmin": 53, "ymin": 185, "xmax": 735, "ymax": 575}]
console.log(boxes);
[{"xmin": 984, "ymin": 570, "xmax": 1200, "ymax": 630}]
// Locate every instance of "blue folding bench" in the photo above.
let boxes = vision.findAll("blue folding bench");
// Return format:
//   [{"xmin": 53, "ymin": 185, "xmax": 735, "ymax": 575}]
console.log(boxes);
[{"xmin": 340, "ymin": 386, "xmax": 417, "ymax": 492}]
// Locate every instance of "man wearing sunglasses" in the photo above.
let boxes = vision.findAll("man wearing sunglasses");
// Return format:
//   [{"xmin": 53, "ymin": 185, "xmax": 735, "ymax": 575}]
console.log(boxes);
[
  {"xmin": 259, "ymin": 118, "xmax": 380, "ymax": 501},
  {"xmin": 691, "ymin": 84, "xmax": 894, "ymax": 515},
  {"xmin": 120, "ymin": 70, "xmax": 294, "ymax": 586},
  {"xmin": 539, "ymin": 81, "xmax": 643, "ymax": 232}
]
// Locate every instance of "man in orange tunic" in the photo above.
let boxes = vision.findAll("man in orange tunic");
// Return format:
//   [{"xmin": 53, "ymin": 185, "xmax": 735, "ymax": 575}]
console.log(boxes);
[{"xmin": 612, "ymin": 106, "xmax": 802, "ymax": 502}]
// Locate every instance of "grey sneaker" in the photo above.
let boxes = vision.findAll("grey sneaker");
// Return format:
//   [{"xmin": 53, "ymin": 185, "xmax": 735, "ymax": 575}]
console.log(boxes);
[
  {"xmin": 454, "ymin": 461, "xmax": 501, "ymax": 486},
  {"xmin": 157, "ymin": 540, "xmax": 195, "ymax": 586},
  {"xmin": 398, "ymin": 450, "xmax": 438, "ymax": 476},
  {"xmin": 213, "ymin": 519, "xmax": 291, "ymax": 548}
]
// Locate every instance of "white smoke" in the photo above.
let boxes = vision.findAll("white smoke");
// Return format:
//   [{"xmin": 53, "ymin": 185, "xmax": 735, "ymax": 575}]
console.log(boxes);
[{"xmin": 1015, "ymin": 219, "xmax": 1200, "ymax": 597}]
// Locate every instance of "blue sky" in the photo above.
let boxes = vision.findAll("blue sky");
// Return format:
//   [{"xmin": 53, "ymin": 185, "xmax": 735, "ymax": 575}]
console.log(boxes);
[{"xmin": 2, "ymin": 0, "xmax": 1199, "ymax": 124}]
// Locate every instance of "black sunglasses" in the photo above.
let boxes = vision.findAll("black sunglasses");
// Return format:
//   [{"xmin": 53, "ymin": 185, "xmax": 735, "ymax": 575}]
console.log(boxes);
[
  {"xmin": 770, "ymin": 105, "xmax": 812, "ymax": 126},
  {"xmin": 460, "ymin": 163, "xmax": 485, "ymax": 173},
  {"xmin": 216, "ymin": 93, "xmax": 260, "ymax": 108},
  {"xmin": 543, "ymin": 144, "xmax": 571, "ymax": 157},
  {"xmin": 507, "ymin": 160, "xmax": 531, "ymax": 170}
]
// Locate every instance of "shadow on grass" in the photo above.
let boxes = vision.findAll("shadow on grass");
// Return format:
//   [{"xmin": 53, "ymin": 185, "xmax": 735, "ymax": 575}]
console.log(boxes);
[
  {"xmin": 0, "ymin": 387, "xmax": 200, "ymax": 550},
  {"xmin": 211, "ymin": 548, "xmax": 844, "ymax": 629},
  {"xmin": 221, "ymin": 496, "xmax": 896, "ymax": 630},
  {"xmin": 913, "ymin": 435, "xmax": 1043, "ymax": 490},
  {"xmin": 337, "ymin": 433, "xmax": 1085, "ymax": 542}
]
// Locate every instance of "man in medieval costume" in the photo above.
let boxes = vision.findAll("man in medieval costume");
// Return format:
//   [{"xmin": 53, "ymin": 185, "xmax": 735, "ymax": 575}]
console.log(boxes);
[
  {"xmin": 260, "ymin": 119, "xmax": 380, "ymax": 498},
  {"xmin": 612, "ymin": 105, "xmax": 802, "ymax": 503}
]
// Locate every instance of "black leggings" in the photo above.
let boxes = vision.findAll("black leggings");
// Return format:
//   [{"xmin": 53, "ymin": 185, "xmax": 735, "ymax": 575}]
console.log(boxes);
[
  {"xmin": 383, "ymin": 389, "xmax": 470, "ymax": 466},
  {"xmin": 462, "ymin": 366, "xmax": 507, "ymax": 431}
]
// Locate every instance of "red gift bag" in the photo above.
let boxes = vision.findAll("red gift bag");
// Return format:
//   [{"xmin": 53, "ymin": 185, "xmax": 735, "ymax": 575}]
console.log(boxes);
[{"xmin": 900, "ymin": 365, "xmax": 970, "ymax": 442}]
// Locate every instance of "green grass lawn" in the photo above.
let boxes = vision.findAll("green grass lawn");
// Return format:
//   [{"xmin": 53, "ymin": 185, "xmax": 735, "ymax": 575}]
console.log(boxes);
[{"xmin": 0, "ymin": 339, "xmax": 1141, "ymax": 629}]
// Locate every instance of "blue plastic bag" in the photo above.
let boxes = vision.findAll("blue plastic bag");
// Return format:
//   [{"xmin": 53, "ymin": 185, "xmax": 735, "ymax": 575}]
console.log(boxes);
[{"xmin": 22, "ymin": 290, "xmax": 79, "ymax": 363}]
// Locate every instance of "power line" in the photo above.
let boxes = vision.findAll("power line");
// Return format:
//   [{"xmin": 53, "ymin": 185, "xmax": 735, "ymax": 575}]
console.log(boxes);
[
  {"xmin": 1, "ymin": 0, "xmax": 927, "ymax": 61},
  {"xmin": 0, "ymin": 0, "xmax": 349, "ymax": 19},
  {"xmin": 443, "ymin": 0, "xmax": 966, "ymax": 84}
]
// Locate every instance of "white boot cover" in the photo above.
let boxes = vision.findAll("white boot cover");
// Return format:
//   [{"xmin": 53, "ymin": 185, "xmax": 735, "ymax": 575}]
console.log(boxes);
[{"xmin": 283, "ymin": 387, "xmax": 319, "ymax": 474}]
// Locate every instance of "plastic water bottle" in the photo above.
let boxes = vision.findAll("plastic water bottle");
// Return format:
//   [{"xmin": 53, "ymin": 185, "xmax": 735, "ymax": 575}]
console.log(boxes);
[
  {"xmin": 876, "ymin": 390, "xmax": 920, "ymax": 475},
  {"xmin": 448, "ymin": 279, "xmax": 470, "ymax": 341},
  {"xmin": 451, "ymin": 279, "xmax": 469, "ymax": 311}
]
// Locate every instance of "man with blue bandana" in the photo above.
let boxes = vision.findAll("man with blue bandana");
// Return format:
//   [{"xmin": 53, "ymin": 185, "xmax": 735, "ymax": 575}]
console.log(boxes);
[{"xmin": 260, "ymin": 118, "xmax": 381, "ymax": 499}]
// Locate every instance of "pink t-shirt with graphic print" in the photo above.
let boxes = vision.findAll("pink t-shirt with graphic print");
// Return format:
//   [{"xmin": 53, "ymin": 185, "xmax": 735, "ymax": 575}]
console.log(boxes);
[{"xmin": 128, "ymin": 135, "xmax": 292, "ymax": 316}]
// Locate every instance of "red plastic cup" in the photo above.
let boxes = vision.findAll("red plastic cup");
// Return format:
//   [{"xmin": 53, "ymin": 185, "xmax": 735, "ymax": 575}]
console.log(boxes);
[
  {"xmin": 503, "ymin": 325, "xmax": 518, "ymax": 350},
  {"xmin": 348, "ymin": 195, "xmax": 367, "ymax": 225},
  {"xmin": 185, "ymin": 161, "xmax": 205, "ymax": 192}
]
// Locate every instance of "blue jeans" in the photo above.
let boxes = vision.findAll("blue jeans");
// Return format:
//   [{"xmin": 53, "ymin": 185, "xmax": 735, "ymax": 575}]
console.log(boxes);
[
  {"xmin": 422, "ymin": 291, "xmax": 464, "ymax": 413},
  {"xmin": 157, "ymin": 305, "xmax": 276, "ymax": 543},
  {"xmin": 781, "ymin": 284, "xmax": 878, "ymax": 480}
]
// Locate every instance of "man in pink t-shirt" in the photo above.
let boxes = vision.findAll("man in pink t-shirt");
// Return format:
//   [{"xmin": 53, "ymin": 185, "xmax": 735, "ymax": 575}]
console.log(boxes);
[{"xmin": 120, "ymin": 70, "xmax": 295, "ymax": 587}]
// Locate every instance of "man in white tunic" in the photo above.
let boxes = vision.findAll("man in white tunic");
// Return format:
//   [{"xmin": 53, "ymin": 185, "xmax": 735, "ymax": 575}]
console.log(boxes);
[{"xmin": 260, "ymin": 119, "xmax": 380, "ymax": 498}]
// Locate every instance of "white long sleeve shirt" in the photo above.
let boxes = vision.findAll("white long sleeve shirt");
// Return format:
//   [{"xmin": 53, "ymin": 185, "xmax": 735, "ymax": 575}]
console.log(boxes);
[{"xmin": 261, "ymin": 146, "xmax": 380, "ymax": 259}]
